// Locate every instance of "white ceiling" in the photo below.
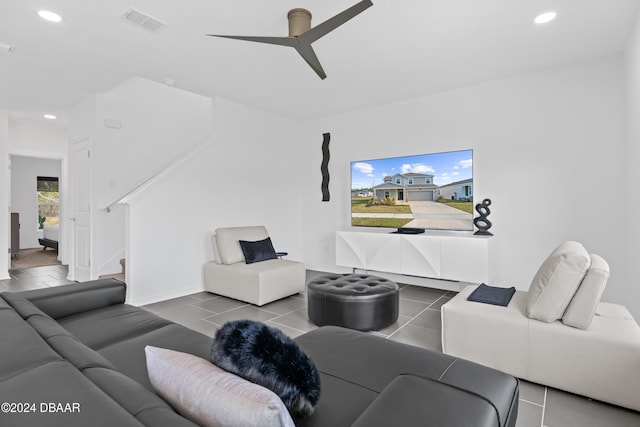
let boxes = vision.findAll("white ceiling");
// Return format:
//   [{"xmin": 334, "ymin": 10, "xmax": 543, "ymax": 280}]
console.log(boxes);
[{"xmin": 1, "ymin": 0, "xmax": 639, "ymax": 127}]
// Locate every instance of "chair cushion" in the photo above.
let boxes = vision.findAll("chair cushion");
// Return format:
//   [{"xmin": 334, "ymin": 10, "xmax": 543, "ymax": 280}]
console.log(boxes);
[
  {"xmin": 526, "ymin": 241, "xmax": 590, "ymax": 322},
  {"xmin": 562, "ymin": 254, "xmax": 609, "ymax": 329},
  {"xmin": 145, "ymin": 346, "xmax": 295, "ymax": 427},
  {"xmin": 239, "ymin": 237, "xmax": 278, "ymax": 264},
  {"xmin": 215, "ymin": 226, "xmax": 269, "ymax": 265},
  {"xmin": 57, "ymin": 304, "xmax": 174, "ymax": 350},
  {"xmin": 351, "ymin": 374, "xmax": 507, "ymax": 427}
]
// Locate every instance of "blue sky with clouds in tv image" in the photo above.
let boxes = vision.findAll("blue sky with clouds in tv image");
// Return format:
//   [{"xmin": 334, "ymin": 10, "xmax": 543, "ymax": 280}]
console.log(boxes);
[{"xmin": 351, "ymin": 149, "xmax": 473, "ymax": 190}]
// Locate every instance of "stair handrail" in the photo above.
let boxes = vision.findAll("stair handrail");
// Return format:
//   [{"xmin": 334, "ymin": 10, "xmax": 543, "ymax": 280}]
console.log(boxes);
[{"xmin": 100, "ymin": 136, "xmax": 214, "ymax": 212}]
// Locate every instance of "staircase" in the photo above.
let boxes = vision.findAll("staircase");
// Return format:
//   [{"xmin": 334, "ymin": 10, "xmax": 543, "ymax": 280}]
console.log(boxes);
[{"xmin": 99, "ymin": 259, "xmax": 125, "ymax": 282}]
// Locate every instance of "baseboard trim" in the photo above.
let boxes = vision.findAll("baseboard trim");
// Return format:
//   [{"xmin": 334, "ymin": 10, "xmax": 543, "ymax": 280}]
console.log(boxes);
[{"xmin": 127, "ymin": 285, "xmax": 205, "ymax": 307}]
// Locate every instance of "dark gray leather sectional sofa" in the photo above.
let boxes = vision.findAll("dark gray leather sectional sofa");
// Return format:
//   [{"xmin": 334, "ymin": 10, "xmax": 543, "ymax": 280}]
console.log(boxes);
[{"xmin": 0, "ymin": 279, "xmax": 519, "ymax": 426}]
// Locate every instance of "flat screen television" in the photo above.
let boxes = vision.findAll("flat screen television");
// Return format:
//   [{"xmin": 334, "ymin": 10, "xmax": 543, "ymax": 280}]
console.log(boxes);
[{"xmin": 351, "ymin": 149, "xmax": 473, "ymax": 231}]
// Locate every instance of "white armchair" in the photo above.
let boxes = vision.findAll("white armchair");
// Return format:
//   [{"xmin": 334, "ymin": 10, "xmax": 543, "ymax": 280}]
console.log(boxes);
[{"xmin": 203, "ymin": 226, "xmax": 305, "ymax": 306}]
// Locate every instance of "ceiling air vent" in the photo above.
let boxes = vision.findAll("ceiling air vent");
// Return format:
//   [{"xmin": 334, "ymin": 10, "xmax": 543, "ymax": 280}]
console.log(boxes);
[{"xmin": 121, "ymin": 8, "xmax": 167, "ymax": 32}]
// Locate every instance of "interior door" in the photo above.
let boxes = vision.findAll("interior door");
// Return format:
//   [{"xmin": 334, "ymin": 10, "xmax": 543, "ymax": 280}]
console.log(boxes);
[{"xmin": 72, "ymin": 138, "xmax": 92, "ymax": 282}]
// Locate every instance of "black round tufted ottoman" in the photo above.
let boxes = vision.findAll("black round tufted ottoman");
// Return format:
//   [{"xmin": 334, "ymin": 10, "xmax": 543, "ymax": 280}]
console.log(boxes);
[{"xmin": 307, "ymin": 274, "xmax": 399, "ymax": 331}]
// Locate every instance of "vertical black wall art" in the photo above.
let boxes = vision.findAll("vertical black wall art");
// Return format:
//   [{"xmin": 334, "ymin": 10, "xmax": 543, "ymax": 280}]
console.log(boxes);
[{"xmin": 321, "ymin": 133, "xmax": 331, "ymax": 202}]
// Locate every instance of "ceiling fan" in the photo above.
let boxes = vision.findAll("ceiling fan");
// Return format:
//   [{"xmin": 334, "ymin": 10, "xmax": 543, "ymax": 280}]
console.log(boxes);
[{"xmin": 207, "ymin": 0, "xmax": 373, "ymax": 80}]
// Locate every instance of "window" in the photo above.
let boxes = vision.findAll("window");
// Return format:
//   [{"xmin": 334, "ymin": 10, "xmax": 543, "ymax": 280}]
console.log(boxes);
[
  {"xmin": 384, "ymin": 191, "xmax": 390, "ymax": 199},
  {"xmin": 408, "ymin": 178, "xmax": 413, "ymax": 184},
  {"xmin": 395, "ymin": 177, "xmax": 401, "ymax": 184},
  {"xmin": 425, "ymin": 178, "xmax": 431, "ymax": 184},
  {"xmin": 37, "ymin": 177, "xmax": 59, "ymax": 228}
]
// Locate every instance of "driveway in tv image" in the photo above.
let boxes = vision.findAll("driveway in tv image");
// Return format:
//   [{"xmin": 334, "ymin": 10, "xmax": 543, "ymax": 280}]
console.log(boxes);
[
  {"xmin": 351, "ymin": 201, "xmax": 472, "ymax": 230},
  {"xmin": 404, "ymin": 201, "xmax": 472, "ymax": 230}
]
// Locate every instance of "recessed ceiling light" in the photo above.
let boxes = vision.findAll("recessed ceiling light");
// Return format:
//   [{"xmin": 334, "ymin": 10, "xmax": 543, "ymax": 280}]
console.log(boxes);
[
  {"xmin": 38, "ymin": 10, "xmax": 63, "ymax": 23},
  {"xmin": 44, "ymin": 114, "xmax": 57, "ymax": 120},
  {"xmin": 534, "ymin": 11, "xmax": 557, "ymax": 25}
]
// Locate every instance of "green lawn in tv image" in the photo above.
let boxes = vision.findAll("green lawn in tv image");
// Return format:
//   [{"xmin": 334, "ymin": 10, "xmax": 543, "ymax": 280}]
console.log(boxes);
[
  {"xmin": 351, "ymin": 197, "xmax": 414, "ymax": 227},
  {"xmin": 350, "ymin": 149, "xmax": 474, "ymax": 230}
]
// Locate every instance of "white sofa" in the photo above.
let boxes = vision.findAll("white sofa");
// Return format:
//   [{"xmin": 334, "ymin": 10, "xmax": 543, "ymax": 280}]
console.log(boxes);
[
  {"xmin": 203, "ymin": 226, "xmax": 305, "ymax": 306},
  {"xmin": 441, "ymin": 241, "xmax": 640, "ymax": 411}
]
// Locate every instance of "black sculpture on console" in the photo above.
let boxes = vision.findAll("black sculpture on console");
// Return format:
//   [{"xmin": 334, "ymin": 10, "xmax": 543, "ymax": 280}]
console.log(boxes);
[{"xmin": 473, "ymin": 198, "xmax": 493, "ymax": 236}]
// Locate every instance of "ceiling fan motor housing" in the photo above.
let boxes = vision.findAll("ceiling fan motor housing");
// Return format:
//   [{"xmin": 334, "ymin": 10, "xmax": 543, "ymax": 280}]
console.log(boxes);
[{"xmin": 288, "ymin": 8, "xmax": 311, "ymax": 37}]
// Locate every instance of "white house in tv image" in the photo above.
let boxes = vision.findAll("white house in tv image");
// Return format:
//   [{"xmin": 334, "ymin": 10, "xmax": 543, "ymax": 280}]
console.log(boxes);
[
  {"xmin": 373, "ymin": 172, "xmax": 457, "ymax": 202},
  {"xmin": 373, "ymin": 173, "xmax": 473, "ymax": 202},
  {"xmin": 439, "ymin": 178, "xmax": 473, "ymax": 201}
]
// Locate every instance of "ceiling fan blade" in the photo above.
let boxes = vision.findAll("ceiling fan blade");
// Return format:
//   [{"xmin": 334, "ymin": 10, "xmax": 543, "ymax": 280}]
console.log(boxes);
[
  {"xmin": 300, "ymin": 0, "xmax": 373, "ymax": 43},
  {"xmin": 207, "ymin": 34, "xmax": 297, "ymax": 48},
  {"xmin": 294, "ymin": 42, "xmax": 327, "ymax": 80},
  {"xmin": 206, "ymin": 1, "xmax": 373, "ymax": 79}
]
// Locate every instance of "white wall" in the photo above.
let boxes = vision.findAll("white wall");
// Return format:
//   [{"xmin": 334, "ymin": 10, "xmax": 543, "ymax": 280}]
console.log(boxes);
[
  {"xmin": 624, "ymin": 14, "xmax": 640, "ymax": 319},
  {"xmin": 95, "ymin": 77, "xmax": 212, "ymax": 209},
  {"xmin": 8, "ymin": 119, "xmax": 67, "ymax": 158},
  {"xmin": 0, "ymin": 110, "xmax": 9, "ymax": 280},
  {"xmin": 69, "ymin": 95, "xmax": 97, "ymax": 145},
  {"xmin": 127, "ymin": 97, "xmax": 303, "ymax": 305},
  {"xmin": 95, "ymin": 78, "xmax": 211, "ymax": 278},
  {"xmin": 68, "ymin": 78, "xmax": 213, "ymax": 281},
  {"xmin": 10, "ymin": 156, "xmax": 61, "ymax": 249},
  {"xmin": 300, "ymin": 55, "xmax": 635, "ymax": 317},
  {"xmin": 93, "ymin": 201, "xmax": 126, "ymax": 277}
]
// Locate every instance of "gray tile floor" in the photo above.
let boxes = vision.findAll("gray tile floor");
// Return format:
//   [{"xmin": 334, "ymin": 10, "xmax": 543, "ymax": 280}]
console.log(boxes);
[
  {"xmin": 4, "ymin": 266, "xmax": 639, "ymax": 427},
  {"xmin": 1, "ymin": 264, "xmax": 75, "ymax": 292}
]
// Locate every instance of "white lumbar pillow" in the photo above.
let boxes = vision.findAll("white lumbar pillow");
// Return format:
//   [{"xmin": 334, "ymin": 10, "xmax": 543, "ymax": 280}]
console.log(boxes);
[
  {"xmin": 562, "ymin": 253, "xmax": 609, "ymax": 329},
  {"xmin": 145, "ymin": 346, "xmax": 295, "ymax": 427},
  {"xmin": 526, "ymin": 241, "xmax": 591, "ymax": 322}
]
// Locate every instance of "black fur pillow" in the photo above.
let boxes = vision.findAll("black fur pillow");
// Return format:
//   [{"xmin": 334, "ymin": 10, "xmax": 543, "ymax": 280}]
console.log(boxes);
[{"xmin": 210, "ymin": 320, "xmax": 321, "ymax": 419}]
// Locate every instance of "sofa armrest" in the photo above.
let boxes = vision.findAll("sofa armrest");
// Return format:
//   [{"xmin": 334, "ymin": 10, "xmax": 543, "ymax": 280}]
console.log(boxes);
[
  {"xmin": 351, "ymin": 374, "xmax": 518, "ymax": 427},
  {"xmin": 17, "ymin": 279, "xmax": 127, "ymax": 319}
]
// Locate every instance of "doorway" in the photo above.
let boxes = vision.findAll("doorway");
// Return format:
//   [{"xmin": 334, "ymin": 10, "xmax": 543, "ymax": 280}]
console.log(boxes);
[{"xmin": 9, "ymin": 155, "xmax": 64, "ymax": 270}]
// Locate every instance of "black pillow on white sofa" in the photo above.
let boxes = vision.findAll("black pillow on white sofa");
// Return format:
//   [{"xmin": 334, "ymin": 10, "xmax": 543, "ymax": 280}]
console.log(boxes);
[{"xmin": 239, "ymin": 237, "xmax": 278, "ymax": 264}]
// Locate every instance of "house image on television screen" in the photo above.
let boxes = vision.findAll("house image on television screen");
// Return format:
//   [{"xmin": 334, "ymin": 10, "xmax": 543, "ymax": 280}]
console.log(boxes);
[
  {"xmin": 369, "ymin": 174, "xmax": 473, "ymax": 202},
  {"xmin": 350, "ymin": 149, "xmax": 474, "ymax": 231},
  {"xmin": 374, "ymin": 173, "xmax": 438, "ymax": 201}
]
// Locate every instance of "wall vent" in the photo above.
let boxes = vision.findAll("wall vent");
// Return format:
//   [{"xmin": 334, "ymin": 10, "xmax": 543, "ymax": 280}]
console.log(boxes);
[{"xmin": 121, "ymin": 8, "xmax": 167, "ymax": 32}]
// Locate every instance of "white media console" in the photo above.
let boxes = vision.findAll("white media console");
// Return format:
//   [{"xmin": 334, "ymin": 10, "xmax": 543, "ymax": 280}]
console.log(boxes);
[{"xmin": 336, "ymin": 230, "xmax": 490, "ymax": 291}]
